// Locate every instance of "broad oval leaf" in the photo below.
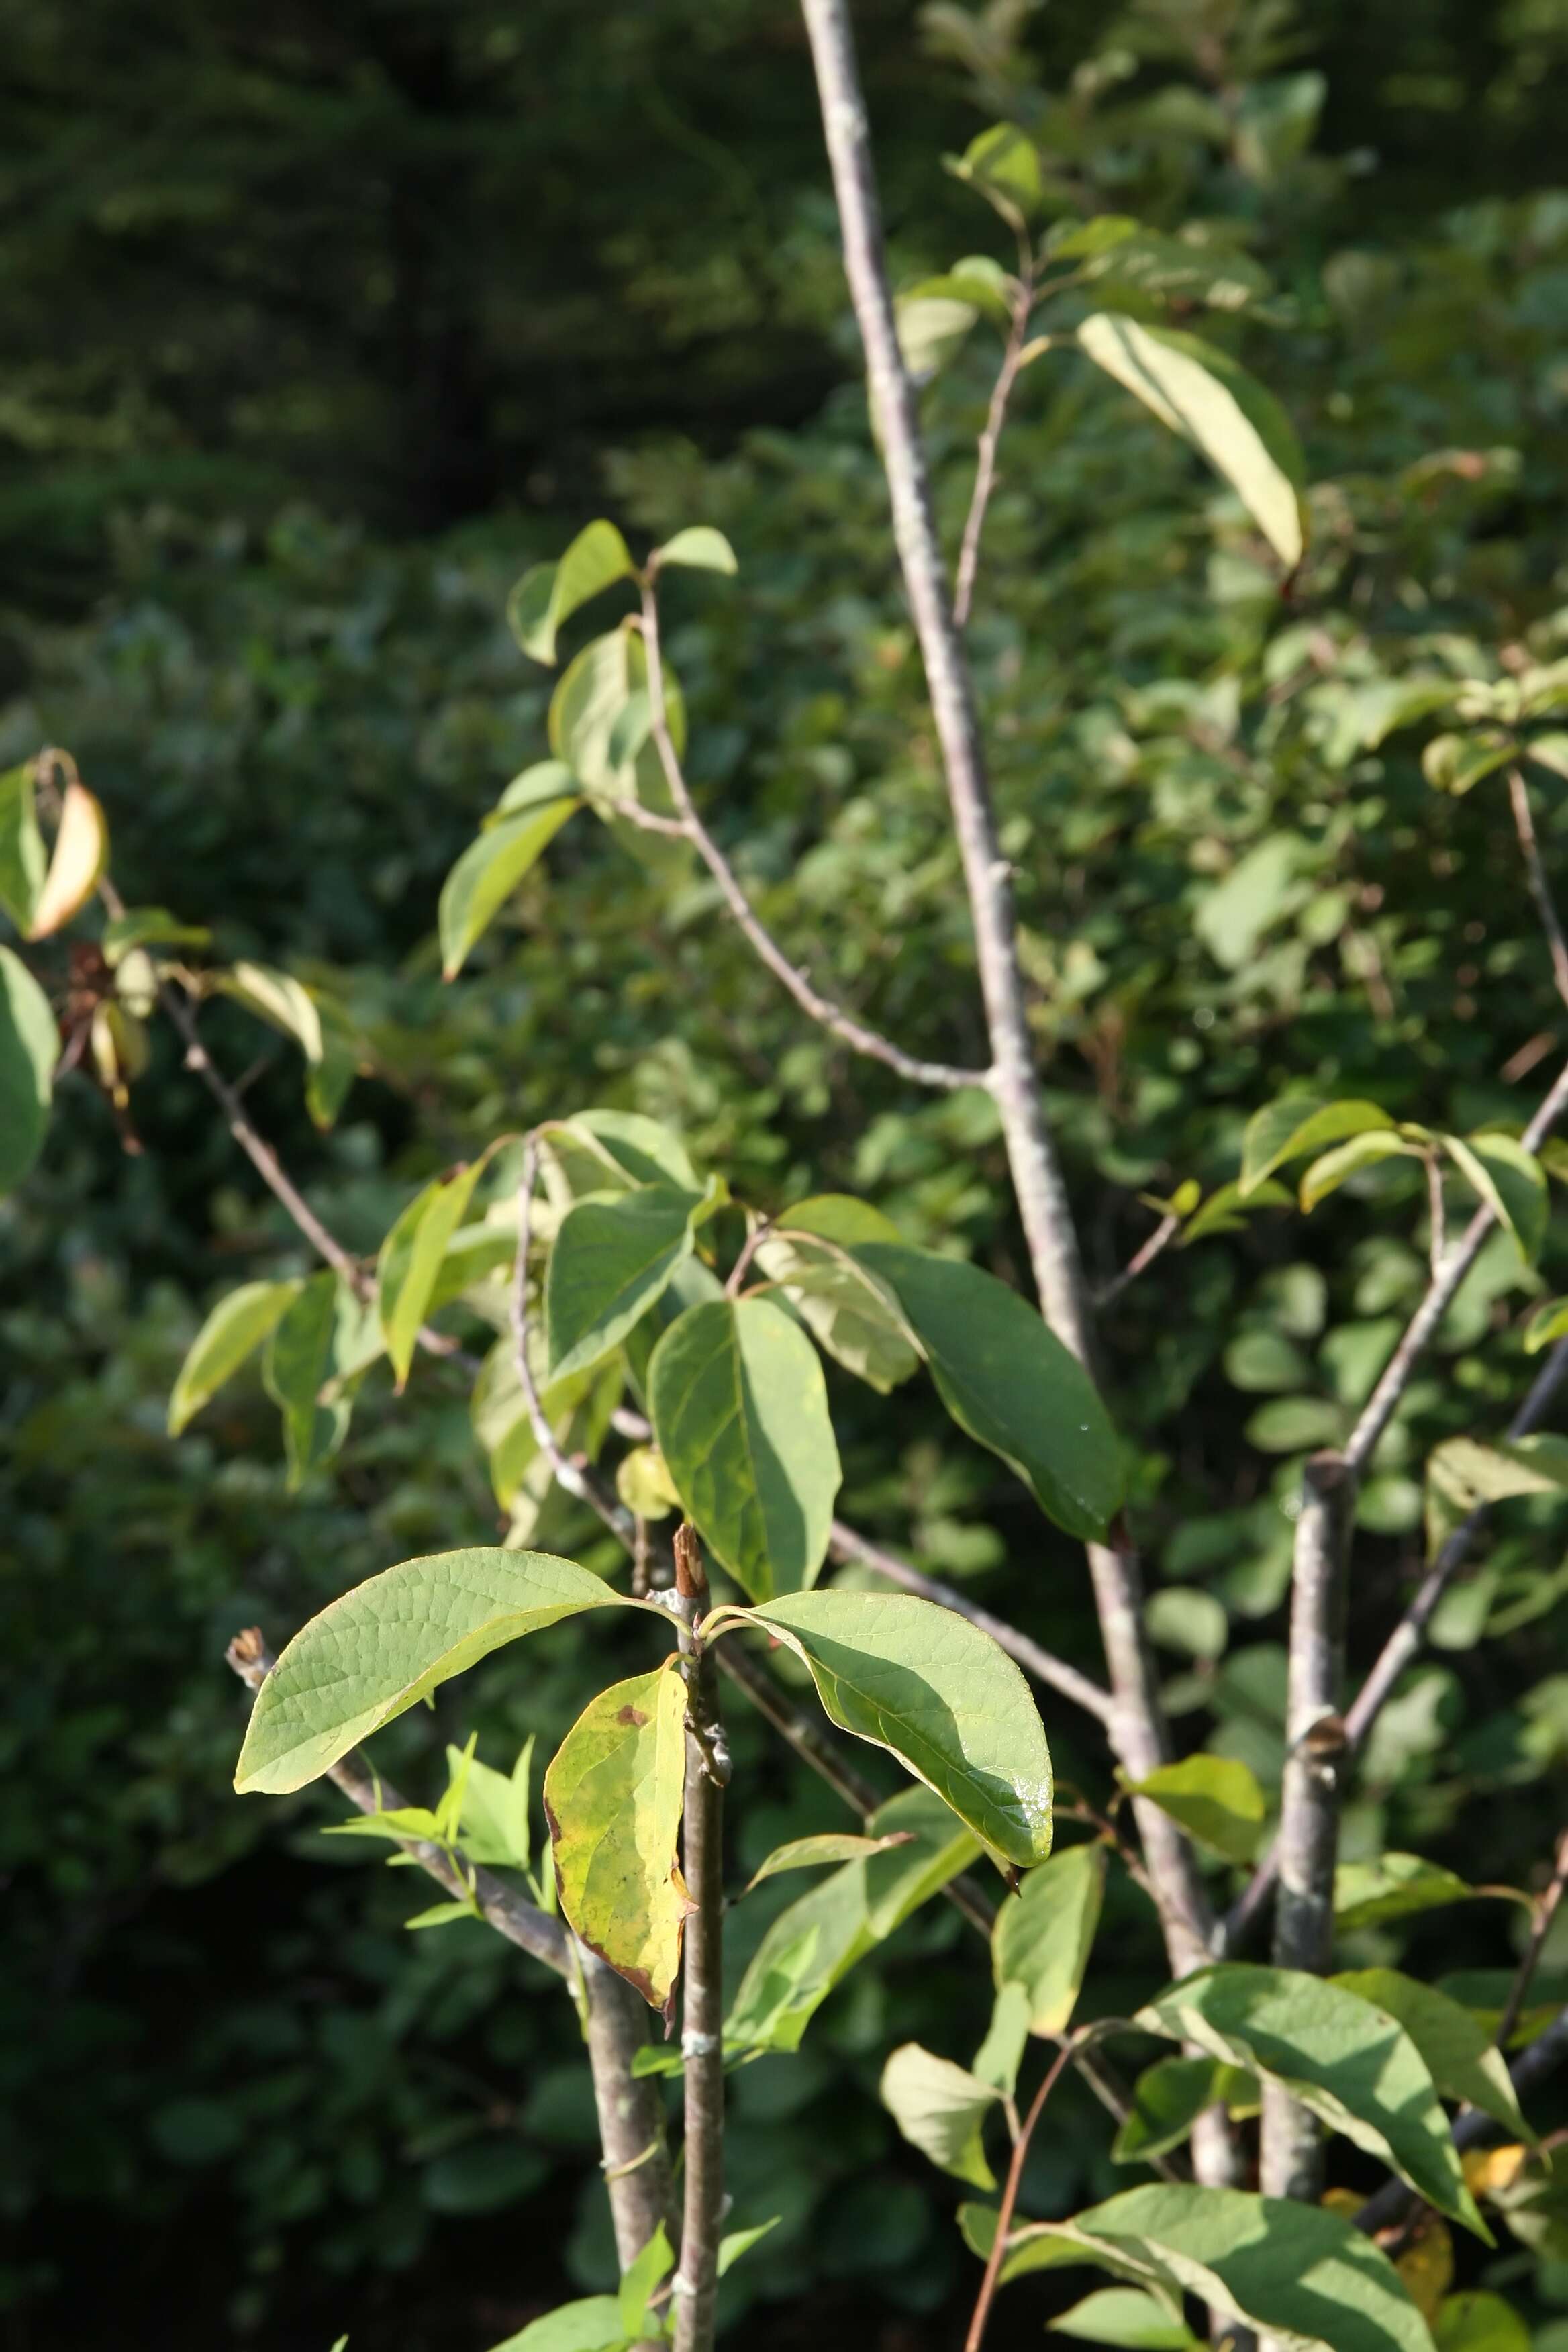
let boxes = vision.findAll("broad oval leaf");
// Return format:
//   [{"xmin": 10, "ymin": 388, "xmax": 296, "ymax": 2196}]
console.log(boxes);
[
  {"xmin": 1112, "ymin": 2056, "xmax": 1260, "ymax": 2165},
  {"xmin": 993, "ymin": 1841, "xmax": 1105, "ymax": 2032},
  {"xmin": 440, "ymin": 784, "xmax": 581, "ymax": 978},
  {"xmin": 1078, "ymin": 313, "xmax": 1307, "ymax": 567},
  {"xmin": 1126, "ymin": 1755, "xmax": 1267, "ymax": 1864},
  {"xmin": 263, "ymin": 1271, "xmax": 375, "ymax": 1489},
  {"xmin": 28, "ymin": 777, "xmax": 109, "ymax": 939},
  {"xmin": 168, "ymin": 1277, "xmax": 302, "ymax": 1435},
  {"xmin": 0, "ymin": 944, "xmax": 58, "ymax": 1195},
  {"xmin": 544, "ymin": 1659, "xmax": 692, "ymax": 2017},
  {"xmin": 744, "ymin": 1830, "xmax": 914, "ymax": 1892},
  {"xmin": 1330, "ymin": 1969, "xmax": 1534, "ymax": 2143},
  {"xmin": 548, "ymin": 628, "xmax": 685, "ymax": 811},
  {"xmin": 854, "ymin": 1242, "xmax": 1124, "ymax": 1540},
  {"xmin": 756, "ymin": 1206, "xmax": 921, "ymax": 1393},
  {"xmin": 236, "ymin": 1549, "xmax": 650, "ymax": 1794},
  {"xmin": 377, "ymin": 1141, "xmax": 505, "ymax": 1389},
  {"xmin": 716, "ymin": 1588, "xmax": 1052, "ymax": 1868},
  {"xmin": 1134, "ymin": 1963, "xmax": 1486, "ymax": 2235},
  {"xmin": 1442, "ymin": 1134, "xmax": 1547, "ymax": 1264},
  {"xmin": 1425, "ymin": 1433, "xmax": 1568, "ymax": 1559},
  {"xmin": 650, "ymin": 1295, "xmax": 841, "ymax": 1600},
  {"xmin": 540, "ymin": 1107, "xmax": 702, "ymax": 1199},
  {"xmin": 654, "ymin": 525, "xmax": 736, "ymax": 575},
  {"xmin": 1240, "ymin": 1098, "xmax": 1395, "ymax": 1199},
  {"xmin": 880, "ymin": 2042, "xmax": 999, "ymax": 2189},
  {"xmin": 513, "ymin": 521, "xmax": 635, "ymax": 666},
  {"xmin": 1050, "ymin": 2287, "xmax": 1200, "ymax": 2347},
  {"xmin": 547, "ymin": 1183, "xmax": 708, "ymax": 1382}
]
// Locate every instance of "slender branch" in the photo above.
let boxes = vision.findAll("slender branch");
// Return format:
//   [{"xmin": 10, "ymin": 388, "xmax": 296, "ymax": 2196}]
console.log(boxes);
[
  {"xmin": 964, "ymin": 2037, "xmax": 1079, "ymax": 2352},
  {"xmin": 953, "ymin": 260, "xmax": 1035, "ymax": 631},
  {"xmin": 828, "ymin": 1519, "xmax": 1116, "ymax": 1726},
  {"xmin": 1509, "ymin": 766, "xmax": 1568, "ymax": 1011},
  {"xmin": 1095, "ymin": 1210, "xmax": 1181, "ymax": 1309},
  {"xmin": 637, "ymin": 585, "xmax": 982, "ymax": 1093},
  {"xmin": 1425, "ymin": 1155, "xmax": 1445, "ymax": 1279},
  {"xmin": 672, "ymin": 1529, "xmax": 726, "ymax": 2352},
  {"xmin": 1496, "ymin": 1826, "xmax": 1568, "ymax": 2052}
]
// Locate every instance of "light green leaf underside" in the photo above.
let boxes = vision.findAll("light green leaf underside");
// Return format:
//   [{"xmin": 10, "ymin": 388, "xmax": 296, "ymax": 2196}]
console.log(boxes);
[
  {"xmin": 1134, "ymin": 1963, "xmax": 1485, "ymax": 2235},
  {"xmin": 485, "ymin": 2294, "xmax": 627, "ymax": 2352},
  {"xmin": 756, "ymin": 1200, "xmax": 920, "ymax": 1393},
  {"xmin": 169, "ymin": 1278, "xmax": 302, "ymax": 1436},
  {"xmin": 1330, "ymin": 1969, "xmax": 1534, "ymax": 2142},
  {"xmin": 236, "ymin": 1549, "xmax": 650, "ymax": 1794},
  {"xmin": 1050, "ymin": 2285, "xmax": 1201, "ymax": 2347},
  {"xmin": 720, "ymin": 1587, "xmax": 1052, "ymax": 1869},
  {"xmin": 880, "ymin": 2041, "xmax": 999, "ymax": 2189},
  {"xmin": 1334, "ymin": 1852, "xmax": 1516, "ymax": 1930},
  {"xmin": 544, "ymin": 1660, "xmax": 691, "ymax": 2016},
  {"xmin": 650, "ymin": 1295, "xmax": 841, "ymax": 1600},
  {"xmin": 656, "ymin": 524, "xmax": 737, "ymax": 574},
  {"xmin": 1128, "ymin": 1755, "xmax": 1267, "ymax": 1863},
  {"xmin": 993, "ymin": 1841, "xmax": 1106, "ymax": 2033}
]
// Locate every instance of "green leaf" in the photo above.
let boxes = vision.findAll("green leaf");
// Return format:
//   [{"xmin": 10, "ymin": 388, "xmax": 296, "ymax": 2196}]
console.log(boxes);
[
  {"xmin": 654, "ymin": 526, "xmax": 736, "ymax": 575},
  {"xmin": 1240, "ymin": 1099, "xmax": 1395, "ymax": 1198},
  {"xmin": 1134, "ymin": 1963, "xmax": 1486, "ymax": 2234},
  {"xmin": 617, "ymin": 2222, "xmax": 674, "ymax": 2342},
  {"xmin": 1194, "ymin": 834, "xmax": 1305, "ymax": 970},
  {"xmin": 0, "ymin": 763, "xmax": 45, "ymax": 930},
  {"xmin": 1432, "ymin": 2292, "xmax": 1530, "ymax": 2352},
  {"xmin": 513, "ymin": 522, "xmax": 635, "ymax": 666},
  {"xmin": 1127, "ymin": 1756, "xmax": 1267, "ymax": 1863},
  {"xmin": 716, "ymin": 1588, "xmax": 1052, "ymax": 1869},
  {"xmin": 548, "ymin": 1184, "xmax": 711, "ymax": 1382},
  {"xmin": 725, "ymin": 1787, "xmax": 979, "ymax": 2053},
  {"xmin": 485, "ymin": 2294, "xmax": 628, "ymax": 2352},
  {"xmin": 1077, "ymin": 314, "xmax": 1308, "ymax": 567},
  {"xmin": 168, "ymin": 1278, "xmax": 302, "ymax": 1436},
  {"xmin": 1243, "ymin": 1395, "xmax": 1349, "ymax": 1453},
  {"xmin": 973, "ymin": 1980, "xmax": 1031, "ymax": 2097},
  {"xmin": 544, "ymin": 1659, "xmax": 691, "ymax": 2016},
  {"xmin": 100, "ymin": 904, "xmax": 211, "ymax": 962},
  {"xmin": 1422, "ymin": 731, "xmax": 1514, "ymax": 795},
  {"xmin": 262, "ymin": 1271, "xmax": 370, "ymax": 1487},
  {"xmin": 649, "ymin": 1296, "xmax": 841, "ymax": 1600},
  {"xmin": 0, "ymin": 944, "xmax": 57, "ymax": 1195},
  {"xmin": 755, "ymin": 1205, "xmax": 920, "ymax": 1392},
  {"xmin": 1112, "ymin": 2057, "xmax": 1259, "ymax": 2165},
  {"xmin": 1050, "ymin": 2287, "xmax": 1202, "ymax": 2347},
  {"xmin": 896, "ymin": 291, "xmax": 981, "ymax": 379},
  {"xmin": 1330, "ymin": 1970, "xmax": 1534, "ymax": 2143},
  {"xmin": 548, "ymin": 628, "xmax": 685, "ymax": 813},
  {"xmin": 944, "ymin": 121, "xmax": 1045, "ymax": 228},
  {"xmin": 215, "ymin": 959, "xmax": 324, "ymax": 1063},
  {"xmin": 1524, "ymin": 1297, "xmax": 1568, "ymax": 1353},
  {"xmin": 405, "ymin": 1899, "xmax": 477, "ymax": 1930},
  {"xmin": 717, "ymin": 2217, "xmax": 781, "ymax": 2277},
  {"xmin": 377, "ymin": 1142, "xmax": 504, "ymax": 1389},
  {"xmin": 1075, "ymin": 230, "xmax": 1271, "ymax": 315},
  {"xmin": 854, "ymin": 1243, "xmax": 1124, "ymax": 1541},
  {"xmin": 236, "ymin": 1549, "xmax": 648, "ymax": 1794},
  {"xmin": 1442, "ymin": 1134, "xmax": 1548, "ymax": 1263},
  {"xmin": 1425, "ymin": 1434, "xmax": 1568, "ymax": 1559},
  {"xmin": 1001, "ymin": 2184, "xmax": 1438, "ymax": 2352},
  {"xmin": 540, "ymin": 1108, "xmax": 702, "ymax": 1198},
  {"xmin": 452, "ymin": 1736, "xmax": 535, "ymax": 1871},
  {"xmin": 1177, "ymin": 1177, "xmax": 1292, "ymax": 1244},
  {"xmin": 1334, "ymin": 1853, "xmax": 1506, "ymax": 1930},
  {"xmin": 1300, "ymin": 1130, "xmax": 1428, "ymax": 1210},
  {"xmin": 440, "ymin": 786, "xmax": 581, "ymax": 977},
  {"xmin": 743, "ymin": 1830, "xmax": 914, "ymax": 1892},
  {"xmin": 471, "ymin": 1335, "xmax": 618, "ymax": 1510},
  {"xmin": 615, "ymin": 1444, "xmax": 682, "ymax": 1520},
  {"xmin": 879, "ymin": 2042, "xmax": 999, "ymax": 2190},
  {"xmin": 993, "ymin": 1843, "xmax": 1105, "ymax": 2032}
]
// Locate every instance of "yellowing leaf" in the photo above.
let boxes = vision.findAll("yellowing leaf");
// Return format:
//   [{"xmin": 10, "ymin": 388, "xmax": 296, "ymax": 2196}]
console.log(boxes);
[
  {"xmin": 544, "ymin": 1659, "xmax": 692, "ymax": 2016},
  {"xmin": 1463, "ymin": 2145, "xmax": 1530, "ymax": 2200},
  {"xmin": 1394, "ymin": 2216, "xmax": 1453, "ymax": 2324},
  {"xmin": 28, "ymin": 778, "xmax": 109, "ymax": 939}
]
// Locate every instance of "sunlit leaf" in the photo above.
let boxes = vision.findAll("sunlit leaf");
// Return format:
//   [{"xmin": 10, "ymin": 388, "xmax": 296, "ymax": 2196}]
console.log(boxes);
[
  {"xmin": 654, "ymin": 526, "xmax": 737, "ymax": 575},
  {"xmin": 168, "ymin": 1278, "xmax": 302, "ymax": 1436},
  {"xmin": 512, "ymin": 522, "xmax": 636, "ymax": 666},
  {"xmin": 993, "ymin": 1842, "xmax": 1105, "ymax": 2032},
  {"xmin": 1126, "ymin": 1755, "xmax": 1267, "ymax": 1863},
  {"xmin": 1240, "ymin": 1098, "xmax": 1395, "ymax": 1198},
  {"xmin": 880, "ymin": 2042, "xmax": 1000, "ymax": 2189},
  {"xmin": 744, "ymin": 1830, "xmax": 914, "ymax": 1892},
  {"xmin": 28, "ymin": 778, "xmax": 109, "ymax": 939},
  {"xmin": 440, "ymin": 774, "xmax": 581, "ymax": 977},
  {"xmin": 1331, "ymin": 1970, "xmax": 1534, "ymax": 2143},
  {"xmin": 547, "ymin": 1182, "xmax": 713, "ymax": 1382}
]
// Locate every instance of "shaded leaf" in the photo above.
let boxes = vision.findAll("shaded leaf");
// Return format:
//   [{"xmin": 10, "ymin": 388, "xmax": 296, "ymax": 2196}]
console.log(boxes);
[
  {"xmin": 262, "ymin": 1271, "xmax": 371, "ymax": 1487},
  {"xmin": 548, "ymin": 1183, "xmax": 712, "ymax": 1382},
  {"xmin": 1331, "ymin": 1970, "xmax": 1534, "ymax": 2143},
  {"xmin": 1422, "ymin": 732, "xmax": 1514, "ymax": 795},
  {"xmin": 1240, "ymin": 1099, "xmax": 1395, "ymax": 1198},
  {"xmin": 0, "ymin": 944, "xmax": 58, "ymax": 1196},
  {"xmin": 993, "ymin": 1842, "xmax": 1106, "ymax": 2033},
  {"xmin": 0, "ymin": 763, "xmax": 45, "ymax": 930},
  {"xmin": 880, "ymin": 2042, "xmax": 999, "ymax": 2189},
  {"xmin": 168, "ymin": 1278, "xmax": 301, "ymax": 1436},
  {"xmin": 744, "ymin": 1830, "xmax": 914, "ymax": 1893},
  {"xmin": 756, "ymin": 1201, "xmax": 920, "ymax": 1393},
  {"xmin": 1112, "ymin": 2057, "xmax": 1259, "ymax": 2165}
]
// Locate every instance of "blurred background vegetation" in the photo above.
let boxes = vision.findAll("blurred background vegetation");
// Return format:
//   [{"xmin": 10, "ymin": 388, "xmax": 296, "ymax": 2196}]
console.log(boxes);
[{"xmin": 6, "ymin": 1, "xmax": 1568, "ymax": 2345}]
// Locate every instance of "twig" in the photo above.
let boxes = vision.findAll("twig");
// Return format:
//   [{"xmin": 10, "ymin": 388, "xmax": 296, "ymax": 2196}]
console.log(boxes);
[
  {"xmin": 1425, "ymin": 1155, "xmax": 1445, "ymax": 1279},
  {"xmin": 963, "ymin": 2037, "xmax": 1079, "ymax": 2352},
  {"xmin": 1496, "ymin": 1827, "xmax": 1568, "ymax": 2051},
  {"xmin": 636, "ymin": 584, "xmax": 981, "ymax": 1093},
  {"xmin": 224, "ymin": 1629, "xmax": 679, "ymax": 2264},
  {"xmin": 672, "ymin": 1530, "xmax": 726, "ymax": 2352},
  {"xmin": 1094, "ymin": 1210, "xmax": 1182, "ymax": 1310},
  {"xmin": 953, "ymin": 259, "xmax": 1035, "ymax": 631},
  {"xmin": 828, "ymin": 1519, "xmax": 1116, "ymax": 1726},
  {"xmin": 1510, "ymin": 766, "xmax": 1568, "ymax": 1010}
]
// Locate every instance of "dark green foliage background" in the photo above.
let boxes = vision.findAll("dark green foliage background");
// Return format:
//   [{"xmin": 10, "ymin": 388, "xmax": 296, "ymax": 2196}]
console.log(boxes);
[{"xmin": 4, "ymin": 2, "xmax": 1568, "ymax": 2345}]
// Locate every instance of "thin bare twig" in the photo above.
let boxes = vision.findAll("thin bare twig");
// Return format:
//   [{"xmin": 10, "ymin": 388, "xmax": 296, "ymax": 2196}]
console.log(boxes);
[
  {"xmin": 964, "ymin": 2037, "xmax": 1079, "ymax": 2352},
  {"xmin": 953, "ymin": 260, "xmax": 1036, "ymax": 631},
  {"xmin": 1095, "ymin": 1210, "xmax": 1182, "ymax": 1309},
  {"xmin": 1510, "ymin": 766, "xmax": 1568, "ymax": 1010},
  {"xmin": 1497, "ymin": 1827, "xmax": 1568, "ymax": 2052}
]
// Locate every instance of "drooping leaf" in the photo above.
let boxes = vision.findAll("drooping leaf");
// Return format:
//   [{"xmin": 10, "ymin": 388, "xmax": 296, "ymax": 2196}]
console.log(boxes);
[
  {"xmin": 997, "ymin": 2184, "xmax": 1438, "ymax": 2352},
  {"xmin": 236, "ymin": 1549, "xmax": 650, "ymax": 1794},
  {"xmin": 756, "ymin": 1198, "xmax": 921, "ymax": 1393},
  {"xmin": 880, "ymin": 2042, "xmax": 1000, "ymax": 2189},
  {"xmin": 0, "ymin": 763, "xmax": 45, "ymax": 930},
  {"xmin": 1077, "ymin": 314, "xmax": 1308, "ymax": 567},
  {"xmin": 547, "ymin": 1183, "xmax": 713, "ymax": 1382},
  {"xmin": 1330, "ymin": 1971, "xmax": 1534, "ymax": 2143},
  {"xmin": 654, "ymin": 526, "xmax": 737, "ymax": 575},
  {"xmin": 896, "ymin": 291, "xmax": 982, "ymax": 379},
  {"xmin": 854, "ymin": 1242, "xmax": 1124, "ymax": 1540},
  {"xmin": 743, "ymin": 1830, "xmax": 914, "ymax": 1892},
  {"xmin": 1441, "ymin": 1134, "xmax": 1548, "ymax": 1263},
  {"xmin": 377, "ymin": 1142, "xmax": 505, "ymax": 1389},
  {"xmin": 1240, "ymin": 1099, "xmax": 1395, "ymax": 1198},
  {"xmin": 216, "ymin": 959, "xmax": 324, "ymax": 1063},
  {"xmin": 1334, "ymin": 1853, "xmax": 1491, "ymax": 1930},
  {"xmin": 440, "ymin": 777, "xmax": 581, "ymax": 977},
  {"xmin": 485, "ymin": 2295, "xmax": 628, "ymax": 2352},
  {"xmin": 1300, "ymin": 1130, "xmax": 1428, "ymax": 1210},
  {"xmin": 0, "ymin": 944, "xmax": 58, "ymax": 1195},
  {"xmin": 1112, "ymin": 2057, "xmax": 1260, "ymax": 2165},
  {"xmin": 649, "ymin": 1295, "xmax": 841, "ymax": 1600},
  {"xmin": 1425, "ymin": 1434, "xmax": 1568, "ymax": 1560},
  {"xmin": 1134, "ymin": 1963, "xmax": 1486, "ymax": 2234},
  {"xmin": 262, "ymin": 1270, "xmax": 373, "ymax": 1487},
  {"xmin": 168, "ymin": 1278, "xmax": 302, "ymax": 1436},
  {"xmin": 972, "ymin": 1981, "xmax": 1032, "ymax": 2098},
  {"xmin": 544, "ymin": 1659, "xmax": 692, "ymax": 2016},
  {"xmin": 513, "ymin": 522, "xmax": 636, "ymax": 667},
  {"xmin": 1050, "ymin": 2287, "xmax": 1202, "ymax": 2348},
  {"xmin": 1126, "ymin": 1756, "xmax": 1267, "ymax": 1864},
  {"xmin": 27, "ymin": 777, "xmax": 109, "ymax": 938},
  {"xmin": 713, "ymin": 1589, "xmax": 1052, "ymax": 1869},
  {"xmin": 993, "ymin": 1842, "xmax": 1105, "ymax": 2032}
]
